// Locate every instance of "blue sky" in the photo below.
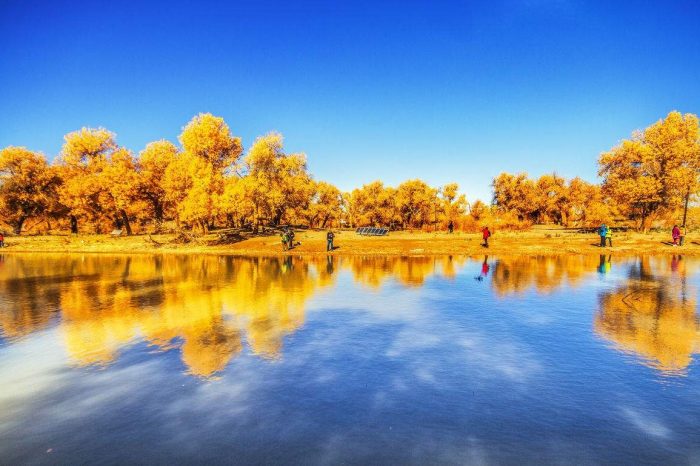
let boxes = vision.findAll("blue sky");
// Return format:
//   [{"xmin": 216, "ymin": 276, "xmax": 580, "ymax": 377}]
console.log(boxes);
[{"xmin": 1, "ymin": 0, "xmax": 699, "ymax": 201}]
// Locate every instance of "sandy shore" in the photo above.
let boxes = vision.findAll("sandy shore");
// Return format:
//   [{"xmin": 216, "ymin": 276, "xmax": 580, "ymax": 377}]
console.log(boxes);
[{"xmin": 0, "ymin": 227, "xmax": 696, "ymax": 257}]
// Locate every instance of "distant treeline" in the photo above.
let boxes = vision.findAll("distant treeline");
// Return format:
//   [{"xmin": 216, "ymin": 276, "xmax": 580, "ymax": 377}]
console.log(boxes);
[{"xmin": 0, "ymin": 111, "xmax": 698, "ymax": 235}]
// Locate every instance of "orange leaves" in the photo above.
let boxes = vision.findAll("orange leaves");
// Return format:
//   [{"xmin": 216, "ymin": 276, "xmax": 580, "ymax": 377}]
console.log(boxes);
[
  {"xmin": 598, "ymin": 111, "xmax": 700, "ymax": 229},
  {"xmin": 179, "ymin": 113, "xmax": 242, "ymax": 170}
]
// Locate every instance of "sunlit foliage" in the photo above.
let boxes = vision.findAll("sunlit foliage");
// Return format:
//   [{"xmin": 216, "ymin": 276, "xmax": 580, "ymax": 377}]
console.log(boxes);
[
  {"xmin": 2, "ymin": 110, "xmax": 698, "ymax": 234},
  {"xmin": 599, "ymin": 111, "xmax": 700, "ymax": 231},
  {"xmin": 0, "ymin": 147, "xmax": 61, "ymax": 234}
]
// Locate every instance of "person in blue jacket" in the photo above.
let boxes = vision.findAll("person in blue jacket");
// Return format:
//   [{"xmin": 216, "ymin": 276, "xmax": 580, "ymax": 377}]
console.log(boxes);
[{"xmin": 598, "ymin": 224, "xmax": 608, "ymax": 247}]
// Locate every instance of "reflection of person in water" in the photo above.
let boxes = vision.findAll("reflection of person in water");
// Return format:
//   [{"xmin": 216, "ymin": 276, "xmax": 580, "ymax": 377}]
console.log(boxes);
[
  {"xmin": 475, "ymin": 256, "xmax": 490, "ymax": 281},
  {"xmin": 326, "ymin": 255, "xmax": 334, "ymax": 275},
  {"xmin": 282, "ymin": 256, "xmax": 293, "ymax": 273},
  {"xmin": 671, "ymin": 255, "xmax": 681, "ymax": 273},
  {"xmin": 597, "ymin": 255, "xmax": 611, "ymax": 274}
]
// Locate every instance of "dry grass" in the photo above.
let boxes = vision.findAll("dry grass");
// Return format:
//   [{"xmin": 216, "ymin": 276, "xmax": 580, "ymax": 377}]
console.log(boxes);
[{"xmin": 1, "ymin": 226, "xmax": 697, "ymax": 257}]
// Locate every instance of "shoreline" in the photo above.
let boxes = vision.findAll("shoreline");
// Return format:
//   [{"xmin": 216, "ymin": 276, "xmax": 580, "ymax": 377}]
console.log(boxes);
[{"xmin": 0, "ymin": 229, "xmax": 697, "ymax": 257}]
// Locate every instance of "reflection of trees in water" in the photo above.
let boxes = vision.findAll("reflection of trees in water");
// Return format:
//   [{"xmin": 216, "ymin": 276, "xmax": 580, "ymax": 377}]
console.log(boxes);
[
  {"xmin": 0, "ymin": 254, "xmax": 464, "ymax": 378},
  {"xmin": 4, "ymin": 254, "xmax": 697, "ymax": 377},
  {"xmin": 348, "ymin": 256, "xmax": 467, "ymax": 288},
  {"xmin": 490, "ymin": 255, "xmax": 603, "ymax": 296},
  {"xmin": 595, "ymin": 256, "xmax": 700, "ymax": 374}
]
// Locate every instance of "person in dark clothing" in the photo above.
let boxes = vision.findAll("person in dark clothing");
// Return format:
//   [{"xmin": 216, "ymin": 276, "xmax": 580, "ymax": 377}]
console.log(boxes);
[
  {"xmin": 326, "ymin": 230, "xmax": 335, "ymax": 251},
  {"xmin": 288, "ymin": 228, "xmax": 295, "ymax": 250},
  {"xmin": 482, "ymin": 226, "xmax": 491, "ymax": 248},
  {"xmin": 448, "ymin": 220, "xmax": 454, "ymax": 234}
]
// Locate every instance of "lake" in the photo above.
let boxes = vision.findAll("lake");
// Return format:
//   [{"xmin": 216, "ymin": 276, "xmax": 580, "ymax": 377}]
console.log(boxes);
[{"xmin": 1, "ymin": 253, "xmax": 699, "ymax": 465}]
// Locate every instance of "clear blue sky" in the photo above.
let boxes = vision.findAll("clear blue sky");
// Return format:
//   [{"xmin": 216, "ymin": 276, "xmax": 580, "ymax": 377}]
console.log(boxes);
[{"xmin": 1, "ymin": 0, "xmax": 699, "ymax": 201}]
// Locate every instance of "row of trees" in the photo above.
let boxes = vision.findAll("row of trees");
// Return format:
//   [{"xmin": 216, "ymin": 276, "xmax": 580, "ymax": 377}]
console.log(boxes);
[
  {"xmin": 1, "ymin": 111, "xmax": 698, "ymax": 235},
  {"xmin": 493, "ymin": 111, "xmax": 700, "ymax": 230},
  {"xmin": 0, "ymin": 114, "xmax": 466, "ymax": 234}
]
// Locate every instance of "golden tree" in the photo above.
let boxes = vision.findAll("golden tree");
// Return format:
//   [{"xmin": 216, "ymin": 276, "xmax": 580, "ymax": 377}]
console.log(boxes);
[
  {"xmin": 56, "ymin": 127, "xmax": 118, "ymax": 233},
  {"xmin": 241, "ymin": 132, "xmax": 313, "ymax": 228},
  {"xmin": 0, "ymin": 147, "xmax": 61, "ymax": 234},
  {"xmin": 535, "ymin": 173, "xmax": 568, "ymax": 224},
  {"xmin": 395, "ymin": 179, "xmax": 437, "ymax": 228},
  {"xmin": 179, "ymin": 113, "xmax": 242, "ymax": 170},
  {"xmin": 304, "ymin": 181, "xmax": 344, "ymax": 228},
  {"xmin": 99, "ymin": 148, "xmax": 140, "ymax": 235},
  {"xmin": 348, "ymin": 181, "xmax": 397, "ymax": 227},
  {"xmin": 137, "ymin": 140, "xmax": 178, "ymax": 229},
  {"xmin": 492, "ymin": 172, "xmax": 539, "ymax": 222},
  {"xmin": 440, "ymin": 182, "xmax": 467, "ymax": 224},
  {"xmin": 216, "ymin": 176, "xmax": 254, "ymax": 228},
  {"xmin": 164, "ymin": 114, "xmax": 242, "ymax": 233},
  {"xmin": 599, "ymin": 111, "xmax": 700, "ymax": 230}
]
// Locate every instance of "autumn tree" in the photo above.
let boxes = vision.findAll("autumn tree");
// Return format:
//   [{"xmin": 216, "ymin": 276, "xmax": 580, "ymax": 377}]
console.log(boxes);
[
  {"xmin": 599, "ymin": 111, "xmax": 700, "ymax": 231},
  {"xmin": 469, "ymin": 199, "xmax": 488, "ymax": 221},
  {"xmin": 440, "ymin": 182, "xmax": 467, "ymax": 224},
  {"xmin": 566, "ymin": 177, "xmax": 614, "ymax": 227},
  {"xmin": 138, "ymin": 140, "xmax": 178, "ymax": 229},
  {"xmin": 395, "ymin": 179, "xmax": 437, "ymax": 228},
  {"xmin": 57, "ymin": 127, "xmax": 118, "ymax": 233},
  {"xmin": 348, "ymin": 181, "xmax": 397, "ymax": 227},
  {"xmin": 305, "ymin": 181, "xmax": 344, "ymax": 228},
  {"xmin": 100, "ymin": 148, "xmax": 140, "ymax": 235},
  {"xmin": 493, "ymin": 172, "xmax": 538, "ymax": 221},
  {"xmin": 240, "ymin": 132, "xmax": 313, "ymax": 228},
  {"xmin": 0, "ymin": 147, "xmax": 61, "ymax": 234},
  {"xmin": 217, "ymin": 176, "xmax": 255, "ymax": 228},
  {"xmin": 164, "ymin": 113, "xmax": 242, "ymax": 233},
  {"xmin": 535, "ymin": 173, "xmax": 568, "ymax": 224}
]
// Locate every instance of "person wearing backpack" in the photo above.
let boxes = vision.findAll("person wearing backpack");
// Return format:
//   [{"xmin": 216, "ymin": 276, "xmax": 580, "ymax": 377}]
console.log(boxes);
[
  {"xmin": 326, "ymin": 230, "xmax": 335, "ymax": 251},
  {"xmin": 605, "ymin": 226, "xmax": 613, "ymax": 247},
  {"xmin": 598, "ymin": 224, "xmax": 608, "ymax": 247}
]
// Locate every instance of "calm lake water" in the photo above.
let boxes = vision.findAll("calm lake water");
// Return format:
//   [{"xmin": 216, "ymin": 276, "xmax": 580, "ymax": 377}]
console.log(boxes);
[{"xmin": 1, "ymin": 253, "xmax": 699, "ymax": 465}]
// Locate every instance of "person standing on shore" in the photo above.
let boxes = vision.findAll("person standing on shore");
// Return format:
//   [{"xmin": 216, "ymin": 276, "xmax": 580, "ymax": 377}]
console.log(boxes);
[
  {"xmin": 281, "ymin": 230, "xmax": 289, "ymax": 251},
  {"xmin": 672, "ymin": 225, "xmax": 681, "ymax": 246},
  {"xmin": 448, "ymin": 220, "xmax": 454, "ymax": 234},
  {"xmin": 598, "ymin": 224, "xmax": 608, "ymax": 247},
  {"xmin": 482, "ymin": 226, "xmax": 491, "ymax": 248},
  {"xmin": 326, "ymin": 230, "xmax": 335, "ymax": 251},
  {"xmin": 0, "ymin": 232, "xmax": 4, "ymax": 248},
  {"xmin": 288, "ymin": 228, "xmax": 295, "ymax": 250},
  {"xmin": 605, "ymin": 226, "xmax": 613, "ymax": 247}
]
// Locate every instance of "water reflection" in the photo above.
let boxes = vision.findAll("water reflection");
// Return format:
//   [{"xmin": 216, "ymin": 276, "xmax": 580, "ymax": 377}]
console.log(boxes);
[
  {"xmin": 0, "ymin": 255, "xmax": 469, "ymax": 377},
  {"xmin": 594, "ymin": 255, "xmax": 700, "ymax": 375},
  {"xmin": 490, "ymin": 255, "xmax": 604, "ymax": 296},
  {"xmin": 1, "ymin": 253, "xmax": 699, "ymax": 379}
]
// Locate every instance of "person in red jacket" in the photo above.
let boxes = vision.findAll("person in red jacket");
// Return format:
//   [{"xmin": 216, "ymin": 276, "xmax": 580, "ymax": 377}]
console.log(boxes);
[
  {"xmin": 672, "ymin": 225, "xmax": 681, "ymax": 246},
  {"xmin": 482, "ymin": 226, "xmax": 491, "ymax": 248},
  {"xmin": 0, "ymin": 232, "xmax": 4, "ymax": 248}
]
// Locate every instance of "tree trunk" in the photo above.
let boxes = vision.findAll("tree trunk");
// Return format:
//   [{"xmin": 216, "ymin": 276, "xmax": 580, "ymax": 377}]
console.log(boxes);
[
  {"xmin": 682, "ymin": 187, "xmax": 690, "ymax": 228},
  {"xmin": 13, "ymin": 216, "xmax": 26, "ymax": 235},
  {"xmin": 70, "ymin": 215, "xmax": 78, "ymax": 234},
  {"xmin": 120, "ymin": 209, "xmax": 132, "ymax": 235},
  {"xmin": 154, "ymin": 202, "xmax": 164, "ymax": 231}
]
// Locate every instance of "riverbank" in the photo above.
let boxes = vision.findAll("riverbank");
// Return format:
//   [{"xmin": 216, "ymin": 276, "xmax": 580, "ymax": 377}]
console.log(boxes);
[{"xmin": 0, "ymin": 227, "xmax": 697, "ymax": 256}]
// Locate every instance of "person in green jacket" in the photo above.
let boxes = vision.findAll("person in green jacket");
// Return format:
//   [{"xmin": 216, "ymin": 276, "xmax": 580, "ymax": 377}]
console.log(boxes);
[{"xmin": 281, "ymin": 231, "xmax": 289, "ymax": 251}]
